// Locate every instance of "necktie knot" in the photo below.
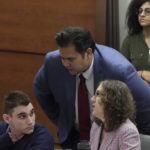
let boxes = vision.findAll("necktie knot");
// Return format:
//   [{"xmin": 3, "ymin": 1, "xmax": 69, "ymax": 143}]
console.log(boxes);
[{"xmin": 79, "ymin": 74, "xmax": 85, "ymax": 83}]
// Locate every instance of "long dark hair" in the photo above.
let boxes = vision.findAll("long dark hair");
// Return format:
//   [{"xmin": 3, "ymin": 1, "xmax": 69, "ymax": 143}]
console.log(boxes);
[{"xmin": 126, "ymin": 0, "xmax": 150, "ymax": 35}]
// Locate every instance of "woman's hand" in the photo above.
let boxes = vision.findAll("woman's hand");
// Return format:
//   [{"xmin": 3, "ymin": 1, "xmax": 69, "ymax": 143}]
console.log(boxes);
[{"xmin": 138, "ymin": 70, "xmax": 150, "ymax": 86}]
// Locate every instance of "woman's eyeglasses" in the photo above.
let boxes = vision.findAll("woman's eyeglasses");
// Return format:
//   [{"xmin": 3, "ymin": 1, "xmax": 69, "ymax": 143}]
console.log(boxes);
[{"xmin": 137, "ymin": 8, "xmax": 150, "ymax": 16}]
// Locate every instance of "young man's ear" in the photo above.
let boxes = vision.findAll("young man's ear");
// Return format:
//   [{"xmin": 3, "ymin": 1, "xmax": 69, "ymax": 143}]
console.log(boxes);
[{"xmin": 3, "ymin": 114, "xmax": 10, "ymax": 124}]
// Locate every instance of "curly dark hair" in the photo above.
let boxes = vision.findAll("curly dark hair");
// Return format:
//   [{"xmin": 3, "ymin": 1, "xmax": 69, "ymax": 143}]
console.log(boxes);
[
  {"xmin": 126, "ymin": 0, "xmax": 150, "ymax": 35},
  {"xmin": 95, "ymin": 80, "xmax": 136, "ymax": 132},
  {"xmin": 55, "ymin": 26, "xmax": 96, "ymax": 55}
]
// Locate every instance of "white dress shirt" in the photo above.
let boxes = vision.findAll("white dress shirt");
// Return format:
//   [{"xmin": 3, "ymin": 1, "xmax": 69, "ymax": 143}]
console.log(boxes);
[{"xmin": 75, "ymin": 56, "xmax": 94, "ymax": 130}]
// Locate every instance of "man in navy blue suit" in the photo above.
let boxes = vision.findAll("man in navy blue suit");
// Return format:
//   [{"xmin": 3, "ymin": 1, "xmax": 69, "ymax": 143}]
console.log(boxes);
[{"xmin": 33, "ymin": 26, "xmax": 150, "ymax": 150}]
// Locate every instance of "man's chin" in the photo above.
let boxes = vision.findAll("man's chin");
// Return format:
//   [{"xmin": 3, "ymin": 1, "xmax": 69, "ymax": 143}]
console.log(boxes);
[{"xmin": 68, "ymin": 70, "xmax": 77, "ymax": 75}]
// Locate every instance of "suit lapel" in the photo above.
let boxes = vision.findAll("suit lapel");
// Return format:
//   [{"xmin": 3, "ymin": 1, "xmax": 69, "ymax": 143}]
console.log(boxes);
[
  {"xmin": 91, "ymin": 124, "xmax": 102, "ymax": 150},
  {"xmin": 59, "ymin": 73, "xmax": 76, "ymax": 130},
  {"xmin": 65, "ymin": 74, "xmax": 76, "ymax": 113},
  {"xmin": 93, "ymin": 48, "xmax": 103, "ymax": 92},
  {"xmin": 100, "ymin": 131, "xmax": 116, "ymax": 150}
]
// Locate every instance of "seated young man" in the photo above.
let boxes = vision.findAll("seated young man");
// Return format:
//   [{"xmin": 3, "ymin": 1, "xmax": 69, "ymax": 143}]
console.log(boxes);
[{"xmin": 0, "ymin": 90, "xmax": 54, "ymax": 150}]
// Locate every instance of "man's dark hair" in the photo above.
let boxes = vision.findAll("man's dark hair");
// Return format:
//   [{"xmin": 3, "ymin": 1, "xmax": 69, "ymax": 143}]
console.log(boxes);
[
  {"xmin": 126, "ymin": 0, "xmax": 150, "ymax": 35},
  {"xmin": 55, "ymin": 26, "xmax": 96, "ymax": 55},
  {"xmin": 3, "ymin": 90, "xmax": 31, "ymax": 115}
]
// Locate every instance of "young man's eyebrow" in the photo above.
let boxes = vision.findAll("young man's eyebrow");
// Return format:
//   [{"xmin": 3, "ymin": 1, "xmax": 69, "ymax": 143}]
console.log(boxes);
[
  {"xmin": 17, "ymin": 112, "xmax": 26, "ymax": 117},
  {"xmin": 17, "ymin": 108, "xmax": 34, "ymax": 116}
]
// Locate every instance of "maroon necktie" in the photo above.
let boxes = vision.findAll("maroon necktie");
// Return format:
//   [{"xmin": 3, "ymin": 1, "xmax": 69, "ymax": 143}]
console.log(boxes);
[{"xmin": 78, "ymin": 74, "xmax": 90, "ymax": 140}]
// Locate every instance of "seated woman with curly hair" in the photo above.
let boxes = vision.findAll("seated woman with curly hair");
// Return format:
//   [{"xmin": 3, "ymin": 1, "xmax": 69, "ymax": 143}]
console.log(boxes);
[{"xmin": 90, "ymin": 80, "xmax": 141, "ymax": 150}]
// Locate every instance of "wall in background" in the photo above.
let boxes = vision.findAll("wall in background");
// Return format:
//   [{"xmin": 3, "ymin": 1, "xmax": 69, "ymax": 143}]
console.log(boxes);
[
  {"xmin": 119, "ymin": 0, "xmax": 131, "ymax": 48},
  {"xmin": 0, "ymin": 0, "xmax": 106, "ymax": 148}
]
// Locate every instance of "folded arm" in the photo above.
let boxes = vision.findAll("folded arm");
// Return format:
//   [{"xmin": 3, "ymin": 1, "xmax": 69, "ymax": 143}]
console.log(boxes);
[{"xmin": 138, "ymin": 70, "xmax": 150, "ymax": 86}]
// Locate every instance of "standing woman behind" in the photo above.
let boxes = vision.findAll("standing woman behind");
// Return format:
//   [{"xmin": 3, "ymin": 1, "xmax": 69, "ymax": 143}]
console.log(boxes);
[
  {"xmin": 90, "ymin": 80, "xmax": 141, "ymax": 150},
  {"xmin": 120, "ymin": 0, "xmax": 150, "ymax": 86}
]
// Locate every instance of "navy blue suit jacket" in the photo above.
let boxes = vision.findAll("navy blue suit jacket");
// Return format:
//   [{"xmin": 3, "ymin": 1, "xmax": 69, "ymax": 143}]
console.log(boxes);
[{"xmin": 33, "ymin": 44, "xmax": 150, "ymax": 143}]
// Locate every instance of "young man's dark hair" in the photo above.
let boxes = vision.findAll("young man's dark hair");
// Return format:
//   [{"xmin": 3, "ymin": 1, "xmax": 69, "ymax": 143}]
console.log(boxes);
[{"xmin": 3, "ymin": 90, "xmax": 31, "ymax": 115}]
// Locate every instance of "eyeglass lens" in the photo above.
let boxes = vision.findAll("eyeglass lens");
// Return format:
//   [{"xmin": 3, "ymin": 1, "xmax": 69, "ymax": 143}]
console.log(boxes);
[{"xmin": 138, "ymin": 8, "xmax": 150, "ymax": 15}]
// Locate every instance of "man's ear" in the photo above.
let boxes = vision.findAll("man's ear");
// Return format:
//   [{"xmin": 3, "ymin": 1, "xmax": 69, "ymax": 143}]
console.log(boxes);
[
  {"xmin": 86, "ymin": 48, "xmax": 93, "ymax": 56},
  {"xmin": 3, "ymin": 114, "xmax": 10, "ymax": 124},
  {"xmin": 86, "ymin": 48, "xmax": 93, "ymax": 60}
]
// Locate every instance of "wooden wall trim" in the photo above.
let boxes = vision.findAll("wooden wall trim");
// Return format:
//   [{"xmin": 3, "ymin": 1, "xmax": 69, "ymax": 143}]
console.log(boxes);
[
  {"xmin": 96, "ymin": 0, "xmax": 106, "ymax": 44},
  {"xmin": 0, "ymin": 49, "xmax": 46, "ymax": 56}
]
